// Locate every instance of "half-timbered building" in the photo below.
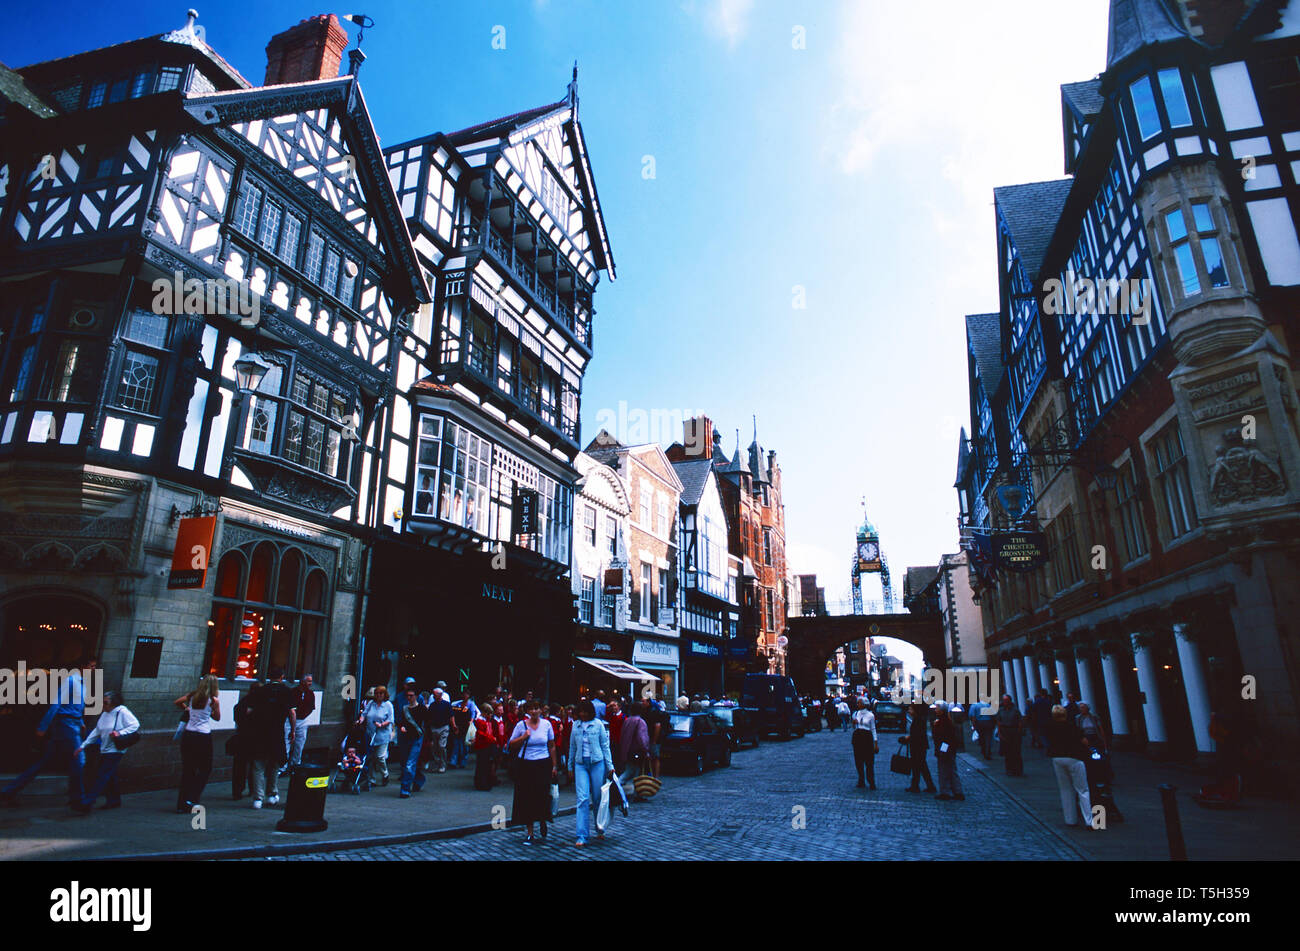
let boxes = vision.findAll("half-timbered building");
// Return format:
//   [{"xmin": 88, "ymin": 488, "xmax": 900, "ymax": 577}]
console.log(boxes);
[
  {"xmin": 956, "ymin": 0, "xmax": 1300, "ymax": 788},
  {"xmin": 360, "ymin": 73, "xmax": 617, "ymax": 699},
  {"xmin": 0, "ymin": 11, "xmax": 430, "ymax": 782}
]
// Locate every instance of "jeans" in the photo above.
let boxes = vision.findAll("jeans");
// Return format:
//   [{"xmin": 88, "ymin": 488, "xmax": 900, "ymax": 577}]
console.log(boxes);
[
  {"xmin": 177, "ymin": 731, "xmax": 213, "ymax": 809},
  {"xmin": 936, "ymin": 752, "xmax": 963, "ymax": 797},
  {"xmin": 1052, "ymin": 757, "xmax": 1092, "ymax": 825},
  {"xmin": 3, "ymin": 717, "xmax": 84, "ymax": 804},
  {"xmin": 284, "ymin": 719, "xmax": 308, "ymax": 766},
  {"xmin": 449, "ymin": 733, "xmax": 467, "ymax": 768},
  {"xmin": 428, "ymin": 726, "xmax": 449, "ymax": 771},
  {"xmin": 852, "ymin": 729, "xmax": 876, "ymax": 787},
  {"xmin": 399, "ymin": 736, "xmax": 425, "ymax": 794},
  {"xmin": 250, "ymin": 758, "xmax": 280, "ymax": 802},
  {"xmin": 573, "ymin": 760, "xmax": 607, "ymax": 843},
  {"xmin": 82, "ymin": 752, "xmax": 125, "ymax": 807}
]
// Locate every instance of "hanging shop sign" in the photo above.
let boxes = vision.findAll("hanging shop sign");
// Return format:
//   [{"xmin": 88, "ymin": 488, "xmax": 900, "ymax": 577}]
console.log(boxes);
[
  {"xmin": 992, "ymin": 531, "xmax": 1048, "ymax": 572},
  {"xmin": 603, "ymin": 568, "xmax": 624, "ymax": 595},
  {"xmin": 512, "ymin": 487, "xmax": 539, "ymax": 535},
  {"xmin": 168, "ymin": 516, "xmax": 217, "ymax": 589},
  {"xmin": 995, "ymin": 483, "xmax": 1034, "ymax": 520}
]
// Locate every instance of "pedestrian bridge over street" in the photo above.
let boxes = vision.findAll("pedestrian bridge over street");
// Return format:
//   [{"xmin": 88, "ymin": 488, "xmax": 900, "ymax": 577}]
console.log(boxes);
[{"xmin": 784, "ymin": 611, "xmax": 945, "ymax": 697}]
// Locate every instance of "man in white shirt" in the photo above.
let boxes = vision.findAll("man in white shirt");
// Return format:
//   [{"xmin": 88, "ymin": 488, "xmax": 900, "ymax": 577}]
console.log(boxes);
[
  {"xmin": 851, "ymin": 698, "xmax": 879, "ymax": 789},
  {"xmin": 837, "ymin": 698, "xmax": 851, "ymax": 732}
]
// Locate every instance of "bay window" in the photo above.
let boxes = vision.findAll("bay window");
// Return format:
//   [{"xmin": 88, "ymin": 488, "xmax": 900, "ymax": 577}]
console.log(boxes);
[{"xmin": 241, "ymin": 359, "xmax": 356, "ymax": 483}]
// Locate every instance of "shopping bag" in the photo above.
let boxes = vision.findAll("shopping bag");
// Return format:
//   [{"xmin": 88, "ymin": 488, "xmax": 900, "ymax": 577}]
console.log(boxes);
[
  {"xmin": 610, "ymin": 775, "xmax": 630, "ymax": 817},
  {"xmin": 549, "ymin": 782, "xmax": 560, "ymax": 818},
  {"xmin": 465, "ymin": 721, "xmax": 477, "ymax": 746},
  {"xmin": 889, "ymin": 745, "xmax": 911, "ymax": 776},
  {"xmin": 595, "ymin": 780, "xmax": 611, "ymax": 833},
  {"xmin": 173, "ymin": 720, "xmax": 187, "ymax": 742}
]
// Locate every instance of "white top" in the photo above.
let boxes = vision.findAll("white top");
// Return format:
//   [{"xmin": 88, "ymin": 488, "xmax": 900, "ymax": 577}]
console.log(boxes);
[
  {"xmin": 79, "ymin": 706, "xmax": 140, "ymax": 755},
  {"xmin": 852, "ymin": 709, "xmax": 877, "ymax": 739},
  {"xmin": 510, "ymin": 719, "xmax": 555, "ymax": 761},
  {"xmin": 185, "ymin": 696, "xmax": 215, "ymax": 734}
]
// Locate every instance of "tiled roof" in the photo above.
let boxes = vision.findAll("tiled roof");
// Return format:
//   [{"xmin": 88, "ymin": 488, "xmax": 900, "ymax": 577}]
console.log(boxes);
[
  {"xmin": 994, "ymin": 179, "xmax": 1073, "ymax": 279},
  {"xmin": 905, "ymin": 565, "xmax": 941, "ymax": 598},
  {"xmin": 1062, "ymin": 79, "xmax": 1104, "ymax": 119},
  {"xmin": 1106, "ymin": 0, "xmax": 1189, "ymax": 69},
  {"xmin": 965, "ymin": 313, "xmax": 1004, "ymax": 395},
  {"xmin": 446, "ymin": 99, "xmax": 566, "ymax": 145},
  {"xmin": 0, "ymin": 61, "xmax": 57, "ymax": 117},
  {"xmin": 671, "ymin": 458, "xmax": 714, "ymax": 507}
]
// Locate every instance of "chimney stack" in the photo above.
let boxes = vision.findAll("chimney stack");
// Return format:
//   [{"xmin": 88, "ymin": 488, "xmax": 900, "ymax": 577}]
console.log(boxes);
[
  {"xmin": 264, "ymin": 15, "xmax": 350, "ymax": 87},
  {"xmin": 683, "ymin": 415, "xmax": 714, "ymax": 459}
]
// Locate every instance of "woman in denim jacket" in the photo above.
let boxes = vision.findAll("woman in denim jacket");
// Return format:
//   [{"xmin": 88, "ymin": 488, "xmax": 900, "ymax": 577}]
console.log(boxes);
[{"xmin": 568, "ymin": 698, "xmax": 615, "ymax": 847}]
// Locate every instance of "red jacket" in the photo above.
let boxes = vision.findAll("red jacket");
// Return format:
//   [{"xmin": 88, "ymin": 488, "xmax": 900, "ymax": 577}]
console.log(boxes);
[
  {"xmin": 474, "ymin": 716, "xmax": 506, "ymax": 750},
  {"xmin": 607, "ymin": 712, "xmax": 625, "ymax": 749}
]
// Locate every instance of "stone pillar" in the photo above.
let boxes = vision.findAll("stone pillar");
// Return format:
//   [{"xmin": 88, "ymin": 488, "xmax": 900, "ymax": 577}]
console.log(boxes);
[
  {"xmin": 1131, "ymin": 632, "xmax": 1167, "ymax": 751},
  {"xmin": 1074, "ymin": 649, "xmax": 1098, "ymax": 708},
  {"xmin": 1099, "ymin": 642, "xmax": 1131, "ymax": 749},
  {"xmin": 1001, "ymin": 658, "xmax": 1017, "ymax": 707},
  {"xmin": 1174, "ymin": 622, "xmax": 1214, "ymax": 754},
  {"xmin": 1014, "ymin": 655, "xmax": 1031, "ymax": 715},
  {"xmin": 1038, "ymin": 659, "xmax": 1054, "ymax": 699},
  {"xmin": 1055, "ymin": 653, "xmax": 1075, "ymax": 700}
]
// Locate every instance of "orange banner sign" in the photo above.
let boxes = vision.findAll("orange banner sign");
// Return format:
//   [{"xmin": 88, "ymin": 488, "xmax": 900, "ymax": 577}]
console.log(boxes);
[{"xmin": 168, "ymin": 516, "xmax": 217, "ymax": 589}]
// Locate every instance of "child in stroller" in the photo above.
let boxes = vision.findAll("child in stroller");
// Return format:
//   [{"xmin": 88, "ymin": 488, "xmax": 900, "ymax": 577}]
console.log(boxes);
[{"xmin": 332, "ymin": 724, "xmax": 371, "ymax": 794}]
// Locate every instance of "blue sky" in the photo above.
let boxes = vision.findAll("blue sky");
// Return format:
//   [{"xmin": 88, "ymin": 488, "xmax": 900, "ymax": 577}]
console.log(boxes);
[{"xmin": 5, "ymin": 0, "xmax": 1111, "ymax": 605}]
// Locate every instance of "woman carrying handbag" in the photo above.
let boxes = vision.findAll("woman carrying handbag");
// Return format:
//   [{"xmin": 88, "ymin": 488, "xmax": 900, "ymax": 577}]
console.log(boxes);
[
  {"xmin": 507, "ymin": 700, "xmax": 557, "ymax": 845},
  {"xmin": 174, "ymin": 675, "xmax": 221, "ymax": 813},
  {"xmin": 73, "ymin": 691, "xmax": 140, "ymax": 812}
]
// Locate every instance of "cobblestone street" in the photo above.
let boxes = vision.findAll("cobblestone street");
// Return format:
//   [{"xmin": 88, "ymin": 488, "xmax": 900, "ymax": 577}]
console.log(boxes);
[{"xmin": 262, "ymin": 729, "xmax": 1081, "ymax": 861}]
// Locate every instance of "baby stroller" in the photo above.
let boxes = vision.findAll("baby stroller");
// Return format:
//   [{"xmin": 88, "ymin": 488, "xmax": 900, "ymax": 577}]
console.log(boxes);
[
  {"xmin": 331, "ymin": 724, "xmax": 371, "ymax": 794},
  {"xmin": 1085, "ymin": 746, "xmax": 1123, "ymax": 823}
]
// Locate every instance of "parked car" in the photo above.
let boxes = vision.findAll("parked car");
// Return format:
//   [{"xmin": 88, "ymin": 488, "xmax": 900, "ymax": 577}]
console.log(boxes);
[
  {"xmin": 661, "ymin": 712, "xmax": 731, "ymax": 774},
  {"xmin": 802, "ymin": 698, "xmax": 824, "ymax": 732},
  {"xmin": 740, "ymin": 673, "xmax": 806, "ymax": 740},
  {"xmin": 872, "ymin": 700, "xmax": 907, "ymax": 732},
  {"xmin": 708, "ymin": 704, "xmax": 760, "ymax": 749}
]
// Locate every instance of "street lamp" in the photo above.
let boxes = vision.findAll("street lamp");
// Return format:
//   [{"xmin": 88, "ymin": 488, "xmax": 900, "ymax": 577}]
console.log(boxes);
[{"xmin": 233, "ymin": 351, "xmax": 270, "ymax": 393}]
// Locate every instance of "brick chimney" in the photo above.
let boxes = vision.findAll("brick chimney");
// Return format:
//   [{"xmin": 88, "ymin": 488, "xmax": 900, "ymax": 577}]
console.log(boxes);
[
  {"xmin": 682, "ymin": 415, "xmax": 714, "ymax": 459},
  {"xmin": 264, "ymin": 15, "xmax": 350, "ymax": 86}
]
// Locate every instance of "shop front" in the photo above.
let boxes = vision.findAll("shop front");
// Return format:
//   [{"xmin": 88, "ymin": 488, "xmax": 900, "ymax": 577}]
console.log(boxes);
[
  {"xmin": 364, "ymin": 539, "xmax": 575, "ymax": 702},
  {"xmin": 632, "ymin": 637, "xmax": 680, "ymax": 705},
  {"xmin": 684, "ymin": 636, "xmax": 725, "ymax": 699}
]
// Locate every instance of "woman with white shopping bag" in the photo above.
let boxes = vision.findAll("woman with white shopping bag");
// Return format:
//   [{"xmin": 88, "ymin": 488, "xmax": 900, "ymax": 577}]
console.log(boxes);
[{"xmin": 568, "ymin": 698, "xmax": 615, "ymax": 848}]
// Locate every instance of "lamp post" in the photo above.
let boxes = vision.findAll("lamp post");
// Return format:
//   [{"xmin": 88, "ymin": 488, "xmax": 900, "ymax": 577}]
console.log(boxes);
[{"xmin": 223, "ymin": 352, "xmax": 271, "ymax": 475}]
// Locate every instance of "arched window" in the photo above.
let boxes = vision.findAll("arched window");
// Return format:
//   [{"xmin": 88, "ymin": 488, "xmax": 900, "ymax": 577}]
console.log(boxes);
[{"xmin": 203, "ymin": 541, "xmax": 330, "ymax": 681}]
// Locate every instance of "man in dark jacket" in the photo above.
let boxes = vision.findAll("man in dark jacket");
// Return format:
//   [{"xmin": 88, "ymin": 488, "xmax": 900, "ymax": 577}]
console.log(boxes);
[
  {"xmin": 396, "ymin": 688, "xmax": 426, "ymax": 799},
  {"xmin": 904, "ymin": 703, "xmax": 936, "ymax": 794},
  {"xmin": 1031, "ymin": 690, "xmax": 1052, "ymax": 750},
  {"xmin": 932, "ymin": 703, "xmax": 964, "ymax": 801},
  {"xmin": 246, "ymin": 676, "xmax": 293, "ymax": 809}
]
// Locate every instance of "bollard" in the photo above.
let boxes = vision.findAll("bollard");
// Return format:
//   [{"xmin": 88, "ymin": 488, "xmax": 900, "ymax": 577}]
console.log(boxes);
[
  {"xmin": 276, "ymin": 761, "xmax": 330, "ymax": 833},
  {"xmin": 1157, "ymin": 783, "xmax": 1187, "ymax": 861}
]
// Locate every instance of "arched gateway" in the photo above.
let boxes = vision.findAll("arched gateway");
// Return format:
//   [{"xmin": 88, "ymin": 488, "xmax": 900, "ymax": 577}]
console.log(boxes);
[{"xmin": 785, "ymin": 613, "xmax": 945, "ymax": 697}]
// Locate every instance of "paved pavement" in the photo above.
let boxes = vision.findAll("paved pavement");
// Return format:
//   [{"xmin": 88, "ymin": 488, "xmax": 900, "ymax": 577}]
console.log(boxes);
[{"xmin": 257, "ymin": 729, "xmax": 1082, "ymax": 861}]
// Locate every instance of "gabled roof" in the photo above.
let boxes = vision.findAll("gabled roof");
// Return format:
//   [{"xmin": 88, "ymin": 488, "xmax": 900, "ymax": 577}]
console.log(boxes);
[
  {"xmin": 445, "ymin": 85, "xmax": 616, "ymax": 280},
  {"xmin": 672, "ymin": 458, "xmax": 715, "ymax": 507},
  {"xmin": 576, "ymin": 451, "xmax": 631, "ymax": 513},
  {"xmin": 994, "ymin": 179, "xmax": 1073, "ymax": 280},
  {"xmin": 184, "ymin": 76, "xmax": 430, "ymax": 307},
  {"xmin": 904, "ymin": 565, "xmax": 941, "ymax": 598},
  {"xmin": 965, "ymin": 313, "xmax": 1004, "ymax": 395},
  {"xmin": 1062, "ymin": 79, "xmax": 1104, "ymax": 120},
  {"xmin": 1106, "ymin": 0, "xmax": 1190, "ymax": 69}
]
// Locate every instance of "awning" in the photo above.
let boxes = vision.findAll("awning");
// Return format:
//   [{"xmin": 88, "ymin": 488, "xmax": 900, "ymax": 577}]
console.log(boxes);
[{"xmin": 576, "ymin": 656, "xmax": 661, "ymax": 682}]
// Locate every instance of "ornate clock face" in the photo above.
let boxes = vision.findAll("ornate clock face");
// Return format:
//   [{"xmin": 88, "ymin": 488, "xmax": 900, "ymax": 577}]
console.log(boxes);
[{"xmin": 859, "ymin": 542, "xmax": 879, "ymax": 561}]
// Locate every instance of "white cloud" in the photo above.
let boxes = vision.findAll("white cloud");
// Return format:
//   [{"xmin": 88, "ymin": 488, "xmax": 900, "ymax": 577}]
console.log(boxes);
[{"xmin": 694, "ymin": 0, "xmax": 754, "ymax": 47}]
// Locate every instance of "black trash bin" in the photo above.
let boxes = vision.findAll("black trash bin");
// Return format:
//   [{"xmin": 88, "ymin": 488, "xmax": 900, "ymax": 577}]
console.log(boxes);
[{"xmin": 276, "ymin": 761, "xmax": 330, "ymax": 833}]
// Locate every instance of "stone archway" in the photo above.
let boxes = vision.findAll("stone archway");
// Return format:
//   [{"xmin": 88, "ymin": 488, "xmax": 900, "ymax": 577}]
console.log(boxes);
[{"xmin": 785, "ymin": 613, "xmax": 944, "ymax": 697}]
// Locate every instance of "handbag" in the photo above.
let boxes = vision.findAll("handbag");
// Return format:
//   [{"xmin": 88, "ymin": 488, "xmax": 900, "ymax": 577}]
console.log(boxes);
[
  {"xmin": 114, "ymin": 710, "xmax": 142, "ymax": 749},
  {"xmin": 889, "ymin": 743, "xmax": 912, "ymax": 776}
]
